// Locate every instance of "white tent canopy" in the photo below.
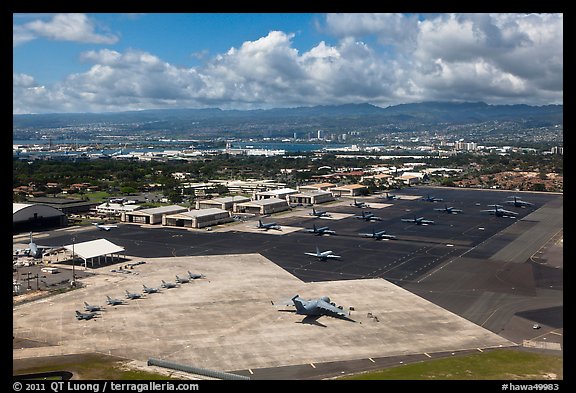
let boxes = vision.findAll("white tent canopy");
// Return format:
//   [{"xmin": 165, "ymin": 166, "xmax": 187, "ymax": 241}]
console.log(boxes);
[{"xmin": 64, "ymin": 239, "xmax": 126, "ymax": 268}]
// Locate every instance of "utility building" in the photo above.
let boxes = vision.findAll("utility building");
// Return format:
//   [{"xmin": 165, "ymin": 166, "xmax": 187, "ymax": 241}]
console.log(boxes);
[
  {"xmin": 163, "ymin": 208, "xmax": 233, "ymax": 229},
  {"xmin": 196, "ymin": 196, "xmax": 250, "ymax": 211}
]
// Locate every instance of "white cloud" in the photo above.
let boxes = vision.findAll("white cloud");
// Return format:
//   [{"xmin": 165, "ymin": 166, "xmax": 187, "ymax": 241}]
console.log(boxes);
[
  {"xmin": 13, "ymin": 13, "xmax": 119, "ymax": 47},
  {"xmin": 13, "ymin": 14, "xmax": 563, "ymax": 113}
]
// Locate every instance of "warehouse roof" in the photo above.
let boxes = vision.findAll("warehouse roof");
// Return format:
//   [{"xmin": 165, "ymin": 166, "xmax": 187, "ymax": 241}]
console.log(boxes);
[
  {"xmin": 167, "ymin": 208, "xmax": 229, "ymax": 218},
  {"xmin": 64, "ymin": 239, "xmax": 125, "ymax": 260}
]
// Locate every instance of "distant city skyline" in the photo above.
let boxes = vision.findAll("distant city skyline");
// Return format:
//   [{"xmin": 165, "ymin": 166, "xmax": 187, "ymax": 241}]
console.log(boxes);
[{"xmin": 13, "ymin": 13, "xmax": 563, "ymax": 114}]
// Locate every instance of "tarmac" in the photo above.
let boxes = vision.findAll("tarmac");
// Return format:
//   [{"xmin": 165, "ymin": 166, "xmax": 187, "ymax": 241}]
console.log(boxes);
[{"xmin": 13, "ymin": 186, "xmax": 563, "ymax": 379}]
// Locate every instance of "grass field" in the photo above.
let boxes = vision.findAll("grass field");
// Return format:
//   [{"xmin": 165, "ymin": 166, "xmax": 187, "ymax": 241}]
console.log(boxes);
[{"xmin": 339, "ymin": 349, "xmax": 563, "ymax": 380}]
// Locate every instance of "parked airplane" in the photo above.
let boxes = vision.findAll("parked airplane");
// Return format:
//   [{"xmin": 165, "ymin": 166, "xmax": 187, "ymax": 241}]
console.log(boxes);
[
  {"xmin": 161, "ymin": 280, "xmax": 178, "ymax": 289},
  {"xmin": 360, "ymin": 228, "xmax": 397, "ymax": 240},
  {"xmin": 93, "ymin": 223, "xmax": 118, "ymax": 231},
  {"xmin": 290, "ymin": 295, "xmax": 354, "ymax": 323},
  {"xmin": 75, "ymin": 310, "xmax": 98, "ymax": 320},
  {"xmin": 83, "ymin": 302, "xmax": 103, "ymax": 312},
  {"xmin": 175, "ymin": 275, "xmax": 190, "ymax": 284},
  {"xmin": 304, "ymin": 246, "xmax": 341, "ymax": 260},
  {"xmin": 354, "ymin": 211, "xmax": 383, "ymax": 221},
  {"xmin": 422, "ymin": 194, "xmax": 443, "ymax": 202},
  {"xmin": 401, "ymin": 216, "xmax": 435, "ymax": 225},
  {"xmin": 309, "ymin": 208, "xmax": 330, "ymax": 218},
  {"xmin": 504, "ymin": 196, "xmax": 533, "ymax": 208},
  {"xmin": 305, "ymin": 224, "xmax": 336, "ymax": 236},
  {"xmin": 14, "ymin": 232, "xmax": 57, "ymax": 258},
  {"xmin": 434, "ymin": 204, "xmax": 463, "ymax": 214},
  {"xmin": 482, "ymin": 205, "xmax": 518, "ymax": 218},
  {"xmin": 125, "ymin": 290, "xmax": 143, "ymax": 300},
  {"xmin": 256, "ymin": 220, "xmax": 281, "ymax": 231},
  {"xmin": 379, "ymin": 192, "xmax": 399, "ymax": 200},
  {"xmin": 106, "ymin": 295, "xmax": 124, "ymax": 306},
  {"xmin": 188, "ymin": 271, "xmax": 205, "ymax": 280},
  {"xmin": 142, "ymin": 284, "xmax": 160, "ymax": 294},
  {"xmin": 350, "ymin": 199, "xmax": 369, "ymax": 208}
]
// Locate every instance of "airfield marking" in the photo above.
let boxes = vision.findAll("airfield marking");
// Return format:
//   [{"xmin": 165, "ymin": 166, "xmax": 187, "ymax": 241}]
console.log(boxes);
[{"xmin": 550, "ymin": 331, "xmax": 562, "ymax": 336}]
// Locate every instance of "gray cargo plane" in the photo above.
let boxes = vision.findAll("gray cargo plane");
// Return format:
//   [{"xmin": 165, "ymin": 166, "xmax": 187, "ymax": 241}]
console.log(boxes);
[
  {"xmin": 309, "ymin": 208, "xmax": 330, "ymax": 218},
  {"xmin": 482, "ymin": 205, "xmax": 518, "ymax": 218},
  {"xmin": 422, "ymin": 194, "xmax": 443, "ymax": 202},
  {"xmin": 14, "ymin": 232, "xmax": 58, "ymax": 258},
  {"xmin": 257, "ymin": 220, "xmax": 281, "ymax": 231},
  {"xmin": 354, "ymin": 211, "xmax": 383, "ymax": 221},
  {"xmin": 360, "ymin": 228, "xmax": 397, "ymax": 240},
  {"xmin": 434, "ymin": 204, "xmax": 463, "ymax": 214},
  {"xmin": 304, "ymin": 246, "xmax": 341, "ymax": 260},
  {"xmin": 401, "ymin": 216, "xmax": 435, "ymax": 225},
  {"xmin": 289, "ymin": 295, "xmax": 354, "ymax": 324},
  {"xmin": 350, "ymin": 199, "xmax": 369, "ymax": 208},
  {"xmin": 379, "ymin": 192, "xmax": 399, "ymax": 200},
  {"xmin": 504, "ymin": 196, "xmax": 533, "ymax": 208},
  {"xmin": 305, "ymin": 224, "xmax": 336, "ymax": 236}
]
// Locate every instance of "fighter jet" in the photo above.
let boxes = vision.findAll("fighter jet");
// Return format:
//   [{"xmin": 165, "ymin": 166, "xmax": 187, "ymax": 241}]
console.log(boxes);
[
  {"xmin": 142, "ymin": 284, "xmax": 160, "ymax": 294},
  {"xmin": 304, "ymin": 246, "xmax": 341, "ymax": 260},
  {"xmin": 75, "ymin": 310, "xmax": 98, "ymax": 320},
  {"xmin": 83, "ymin": 302, "xmax": 103, "ymax": 312},
  {"xmin": 125, "ymin": 290, "xmax": 143, "ymax": 300},
  {"xmin": 161, "ymin": 280, "xmax": 178, "ymax": 289},
  {"xmin": 360, "ymin": 228, "xmax": 397, "ymax": 240},
  {"xmin": 188, "ymin": 271, "xmax": 205, "ymax": 280},
  {"xmin": 305, "ymin": 224, "xmax": 336, "ymax": 236},
  {"xmin": 175, "ymin": 275, "xmax": 190, "ymax": 284},
  {"xmin": 106, "ymin": 295, "xmax": 124, "ymax": 306},
  {"xmin": 504, "ymin": 196, "xmax": 533, "ymax": 208},
  {"xmin": 482, "ymin": 205, "xmax": 518, "ymax": 218},
  {"xmin": 379, "ymin": 192, "xmax": 399, "ymax": 200},
  {"xmin": 256, "ymin": 220, "xmax": 281, "ymax": 231},
  {"xmin": 93, "ymin": 223, "xmax": 118, "ymax": 231},
  {"xmin": 350, "ymin": 199, "xmax": 369, "ymax": 208},
  {"xmin": 422, "ymin": 194, "xmax": 443, "ymax": 202},
  {"xmin": 401, "ymin": 216, "xmax": 435, "ymax": 225},
  {"xmin": 434, "ymin": 204, "xmax": 463, "ymax": 214},
  {"xmin": 289, "ymin": 295, "xmax": 354, "ymax": 323},
  {"xmin": 309, "ymin": 208, "xmax": 331, "ymax": 218},
  {"xmin": 354, "ymin": 211, "xmax": 383, "ymax": 221}
]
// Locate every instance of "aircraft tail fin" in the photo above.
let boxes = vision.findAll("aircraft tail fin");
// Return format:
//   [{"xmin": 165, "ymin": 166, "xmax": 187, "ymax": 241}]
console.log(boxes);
[{"xmin": 291, "ymin": 295, "xmax": 306, "ymax": 314}]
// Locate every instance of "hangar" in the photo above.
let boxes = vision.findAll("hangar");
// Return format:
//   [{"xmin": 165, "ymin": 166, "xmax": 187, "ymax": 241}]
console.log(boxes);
[
  {"xmin": 13, "ymin": 203, "xmax": 67, "ymax": 233},
  {"xmin": 163, "ymin": 208, "xmax": 233, "ymax": 228},
  {"xmin": 234, "ymin": 197, "xmax": 290, "ymax": 215},
  {"xmin": 288, "ymin": 190, "xmax": 335, "ymax": 205},
  {"xmin": 195, "ymin": 196, "xmax": 250, "ymax": 211},
  {"xmin": 121, "ymin": 205, "xmax": 187, "ymax": 225}
]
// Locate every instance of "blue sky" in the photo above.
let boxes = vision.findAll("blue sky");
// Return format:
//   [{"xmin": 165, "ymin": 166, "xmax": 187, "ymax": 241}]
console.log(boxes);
[{"xmin": 13, "ymin": 13, "xmax": 563, "ymax": 114}]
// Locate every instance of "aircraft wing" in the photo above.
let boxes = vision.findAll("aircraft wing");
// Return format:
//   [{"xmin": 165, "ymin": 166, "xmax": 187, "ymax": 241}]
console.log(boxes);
[
  {"xmin": 324, "ymin": 254, "xmax": 341, "ymax": 259},
  {"xmin": 304, "ymin": 252, "xmax": 319, "ymax": 257}
]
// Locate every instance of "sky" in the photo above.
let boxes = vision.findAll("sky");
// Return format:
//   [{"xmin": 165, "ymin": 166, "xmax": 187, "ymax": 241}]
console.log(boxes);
[{"xmin": 13, "ymin": 13, "xmax": 563, "ymax": 114}]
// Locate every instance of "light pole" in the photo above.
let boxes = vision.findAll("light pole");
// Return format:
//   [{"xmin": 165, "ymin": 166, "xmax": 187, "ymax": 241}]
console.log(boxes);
[{"xmin": 71, "ymin": 236, "xmax": 76, "ymax": 286}]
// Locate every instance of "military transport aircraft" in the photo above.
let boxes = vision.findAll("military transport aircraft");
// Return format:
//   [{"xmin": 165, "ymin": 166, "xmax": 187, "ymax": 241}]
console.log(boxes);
[
  {"xmin": 256, "ymin": 220, "xmax": 281, "ymax": 231},
  {"xmin": 14, "ymin": 232, "xmax": 58, "ymax": 258},
  {"xmin": 305, "ymin": 224, "xmax": 336, "ymax": 236},
  {"xmin": 75, "ymin": 310, "xmax": 98, "ymax": 320},
  {"xmin": 481, "ymin": 205, "xmax": 518, "ymax": 218},
  {"xmin": 93, "ymin": 223, "xmax": 118, "ymax": 231},
  {"xmin": 422, "ymin": 194, "xmax": 443, "ymax": 202},
  {"xmin": 379, "ymin": 192, "xmax": 399, "ymax": 200},
  {"xmin": 504, "ymin": 196, "xmax": 534, "ymax": 208},
  {"xmin": 142, "ymin": 284, "xmax": 160, "ymax": 294},
  {"xmin": 106, "ymin": 295, "xmax": 124, "ymax": 306},
  {"xmin": 289, "ymin": 295, "xmax": 354, "ymax": 324},
  {"xmin": 309, "ymin": 208, "xmax": 331, "ymax": 218},
  {"xmin": 125, "ymin": 290, "xmax": 143, "ymax": 300},
  {"xmin": 401, "ymin": 216, "xmax": 435, "ymax": 225},
  {"xmin": 354, "ymin": 211, "xmax": 383, "ymax": 221},
  {"xmin": 304, "ymin": 246, "xmax": 341, "ymax": 260},
  {"xmin": 360, "ymin": 228, "xmax": 397, "ymax": 240},
  {"xmin": 161, "ymin": 280, "xmax": 178, "ymax": 289},
  {"xmin": 434, "ymin": 204, "xmax": 463, "ymax": 214},
  {"xmin": 350, "ymin": 199, "xmax": 369, "ymax": 208},
  {"xmin": 84, "ymin": 302, "xmax": 104, "ymax": 312}
]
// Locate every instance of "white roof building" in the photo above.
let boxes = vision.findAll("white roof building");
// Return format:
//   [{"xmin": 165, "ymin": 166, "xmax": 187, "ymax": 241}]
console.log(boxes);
[{"xmin": 64, "ymin": 238, "xmax": 126, "ymax": 268}]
